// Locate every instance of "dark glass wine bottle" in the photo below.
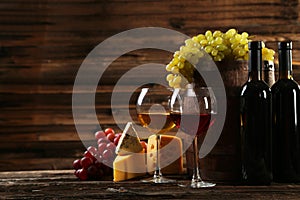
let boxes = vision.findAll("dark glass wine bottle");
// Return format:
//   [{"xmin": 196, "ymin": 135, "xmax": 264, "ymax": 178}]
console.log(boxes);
[
  {"xmin": 271, "ymin": 41, "xmax": 300, "ymax": 183},
  {"xmin": 240, "ymin": 41, "xmax": 272, "ymax": 185}
]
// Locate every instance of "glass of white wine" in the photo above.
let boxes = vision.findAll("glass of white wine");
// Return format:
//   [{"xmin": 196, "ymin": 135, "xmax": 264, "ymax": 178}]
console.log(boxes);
[{"xmin": 136, "ymin": 84, "xmax": 176, "ymax": 183}]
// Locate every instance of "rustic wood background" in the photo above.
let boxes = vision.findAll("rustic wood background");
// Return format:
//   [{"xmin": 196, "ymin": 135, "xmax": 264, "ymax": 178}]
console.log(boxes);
[{"xmin": 0, "ymin": 0, "xmax": 300, "ymax": 171}]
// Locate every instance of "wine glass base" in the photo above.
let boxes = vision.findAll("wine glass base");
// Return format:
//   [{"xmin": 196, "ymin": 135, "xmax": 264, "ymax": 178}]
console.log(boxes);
[
  {"xmin": 178, "ymin": 181, "xmax": 216, "ymax": 188},
  {"xmin": 191, "ymin": 181, "xmax": 216, "ymax": 188},
  {"xmin": 141, "ymin": 176, "xmax": 176, "ymax": 184}
]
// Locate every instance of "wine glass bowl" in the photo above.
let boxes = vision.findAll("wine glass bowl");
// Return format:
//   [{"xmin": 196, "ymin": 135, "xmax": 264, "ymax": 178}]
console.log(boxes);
[{"xmin": 136, "ymin": 85, "xmax": 176, "ymax": 183}]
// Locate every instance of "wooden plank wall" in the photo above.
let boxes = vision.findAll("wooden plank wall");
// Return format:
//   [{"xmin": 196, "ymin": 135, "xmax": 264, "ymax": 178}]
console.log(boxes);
[{"xmin": 0, "ymin": 0, "xmax": 300, "ymax": 171}]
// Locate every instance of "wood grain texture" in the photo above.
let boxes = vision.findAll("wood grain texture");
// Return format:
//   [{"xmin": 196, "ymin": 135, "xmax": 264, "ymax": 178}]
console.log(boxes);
[
  {"xmin": 0, "ymin": 0, "xmax": 300, "ymax": 171},
  {"xmin": 0, "ymin": 170, "xmax": 300, "ymax": 199}
]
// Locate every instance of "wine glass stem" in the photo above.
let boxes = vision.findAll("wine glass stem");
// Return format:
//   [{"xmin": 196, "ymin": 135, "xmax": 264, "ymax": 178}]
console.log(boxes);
[
  {"xmin": 154, "ymin": 134, "xmax": 162, "ymax": 179},
  {"xmin": 192, "ymin": 135, "xmax": 202, "ymax": 183}
]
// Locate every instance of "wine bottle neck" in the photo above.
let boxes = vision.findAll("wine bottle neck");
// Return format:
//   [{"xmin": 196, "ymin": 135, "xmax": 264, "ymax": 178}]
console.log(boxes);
[
  {"xmin": 278, "ymin": 49, "xmax": 293, "ymax": 80},
  {"xmin": 248, "ymin": 49, "xmax": 262, "ymax": 81}
]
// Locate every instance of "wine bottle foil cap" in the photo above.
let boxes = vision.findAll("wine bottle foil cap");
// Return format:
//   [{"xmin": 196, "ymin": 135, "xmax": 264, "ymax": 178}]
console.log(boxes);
[
  {"xmin": 278, "ymin": 41, "xmax": 292, "ymax": 50},
  {"xmin": 248, "ymin": 41, "xmax": 262, "ymax": 50}
]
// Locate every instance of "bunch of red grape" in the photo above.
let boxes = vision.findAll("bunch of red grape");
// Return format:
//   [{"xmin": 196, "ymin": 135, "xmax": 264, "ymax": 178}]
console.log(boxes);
[{"xmin": 73, "ymin": 128, "xmax": 121, "ymax": 181}]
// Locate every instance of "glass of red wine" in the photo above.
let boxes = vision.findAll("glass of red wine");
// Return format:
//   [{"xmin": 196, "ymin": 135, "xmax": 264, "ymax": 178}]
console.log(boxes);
[
  {"xmin": 136, "ymin": 84, "xmax": 176, "ymax": 183},
  {"xmin": 170, "ymin": 84, "xmax": 216, "ymax": 188}
]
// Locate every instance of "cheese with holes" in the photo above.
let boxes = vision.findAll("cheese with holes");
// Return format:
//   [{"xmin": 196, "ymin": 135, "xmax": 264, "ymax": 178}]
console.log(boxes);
[
  {"xmin": 147, "ymin": 134, "xmax": 183, "ymax": 174},
  {"xmin": 115, "ymin": 122, "xmax": 143, "ymax": 155},
  {"xmin": 113, "ymin": 150, "xmax": 146, "ymax": 182}
]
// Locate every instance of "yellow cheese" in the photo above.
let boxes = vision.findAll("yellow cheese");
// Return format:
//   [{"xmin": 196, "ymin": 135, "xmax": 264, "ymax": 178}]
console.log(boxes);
[
  {"xmin": 147, "ymin": 134, "xmax": 183, "ymax": 174},
  {"xmin": 113, "ymin": 151, "xmax": 146, "ymax": 182},
  {"xmin": 115, "ymin": 122, "xmax": 143, "ymax": 155}
]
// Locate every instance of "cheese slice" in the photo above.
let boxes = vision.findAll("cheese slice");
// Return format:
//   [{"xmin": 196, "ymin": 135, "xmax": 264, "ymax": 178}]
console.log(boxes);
[
  {"xmin": 115, "ymin": 122, "xmax": 143, "ymax": 155},
  {"xmin": 147, "ymin": 134, "xmax": 183, "ymax": 174},
  {"xmin": 113, "ymin": 150, "xmax": 146, "ymax": 182}
]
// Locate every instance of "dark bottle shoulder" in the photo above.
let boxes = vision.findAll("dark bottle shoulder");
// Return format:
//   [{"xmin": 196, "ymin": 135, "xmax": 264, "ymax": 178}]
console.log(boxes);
[
  {"xmin": 241, "ymin": 80, "xmax": 271, "ymax": 96},
  {"xmin": 271, "ymin": 79, "xmax": 300, "ymax": 93}
]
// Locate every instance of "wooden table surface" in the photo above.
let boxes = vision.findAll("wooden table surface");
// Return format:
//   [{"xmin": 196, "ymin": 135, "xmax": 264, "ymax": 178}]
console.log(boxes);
[{"xmin": 0, "ymin": 170, "xmax": 300, "ymax": 199}]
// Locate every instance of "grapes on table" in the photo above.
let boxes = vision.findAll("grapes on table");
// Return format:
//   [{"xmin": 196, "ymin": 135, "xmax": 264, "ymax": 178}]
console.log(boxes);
[
  {"xmin": 73, "ymin": 127, "xmax": 147, "ymax": 181},
  {"xmin": 165, "ymin": 28, "xmax": 275, "ymax": 89}
]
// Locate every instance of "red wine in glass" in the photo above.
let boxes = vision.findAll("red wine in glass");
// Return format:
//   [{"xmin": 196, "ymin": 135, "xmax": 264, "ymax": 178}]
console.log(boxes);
[{"xmin": 171, "ymin": 113, "xmax": 211, "ymax": 136}]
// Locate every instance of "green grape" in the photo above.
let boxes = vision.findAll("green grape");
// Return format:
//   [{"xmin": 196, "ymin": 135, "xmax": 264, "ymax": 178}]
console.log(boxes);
[
  {"xmin": 173, "ymin": 76, "xmax": 182, "ymax": 84},
  {"xmin": 177, "ymin": 61, "xmax": 185, "ymax": 69},
  {"xmin": 205, "ymin": 30, "xmax": 213, "ymax": 37},
  {"xmin": 238, "ymin": 49, "xmax": 246, "ymax": 57},
  {"xmin": 214, "ymin": 55, "xmax": 222, "ymax": 61},
  {"xmin": 166, "ymin": 74, "xmax": 174, "ymax": 81},
  {"xmin": 233, "ymin": 47, "xmax": 241, "ymax": 56},
  {"xmin": 208, "ymin": 40, "xmax": 216, "ymax": 47},
  {"xmin": 199, "ymin": 39, "xmax": 208, "ymax": 46},
  {"xmin": 229, "ymin": 37, "xmax": 236, "ymax": 44},
  {"xmin": 206, "ymin": 36, "xmax": 214, "ymax": 42},
  {"xmin": 241, "ymin": 32, "xmax": 249, "ymax": 38},
  {"xmin": 216, "ymin": 44, "xmax": 227, "ymax": 51},
  {"xmin": 171, "ymin": 66, "xmax": 179, "ymax": 74},
  {"xmin": 170, "ymin": 57, "xmax": 179, "ymax": 66},
  {"xmin": 197, "ymin": 34, "xmax": 206, "ymax": 41},
  {"xmin": 214, "ymin": 37, "xmax": 223, "ymax": 45},
  {"xmin": 178, "ymin": 55, "xmax": 185, "ymax": 62},
  {"xmin": 231, "ymin": 42, "xmax": 239, "ymax": 50},
  {"xmin": 173, "ymin": 51, "xmax": 180, "ymax": 57},
  {"xmin": 211, "ymin": 49, "xmax": 218, "ymax": 56},
  {"xmin": 240, "ymin": 38, "xmax": 248, "ymax": 45},
  {"xmin": 204, "ymin": 46, "xmax": 213, "ymax": 53},
  {"xmin": 234, "ymin": 34, "xmax": 242, "ymax": 41},
  {"xmin": 165, "ymin": 64, "xmax": 172, "ymax": 72},
  {"xmin": 185, "ymin": 39, "xmax": 194, "ymax": 47},
  {"xmin": 262, "ymin": 47, "xmax": 269, "ymax": 56},
  {"xmin": 192, "ymin": 36, "xmax": 199, "ymax": 43},
  {"xmin": 168, "ymin": 80, "xmax": 175, "ymax": 87},
  {"xmin": 213, "ymin": 30, "xmax": 222, "ymax": 37},
  {"xmin": 225, "ymin": 28, "xmax": 237, "ymax": 39}
]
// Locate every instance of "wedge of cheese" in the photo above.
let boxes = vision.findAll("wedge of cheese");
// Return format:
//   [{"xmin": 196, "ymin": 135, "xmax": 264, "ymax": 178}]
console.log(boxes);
[
  {"xmin": 115, "ymin": 122, "xmax": 143, "ymax": 155},
  {"xmin": 113, "ymin": 150, "xmax": 146, "ymax": 182},
  {"xmin": 147, "ymin": 134, "xmax": 183, "ymax": 174}
]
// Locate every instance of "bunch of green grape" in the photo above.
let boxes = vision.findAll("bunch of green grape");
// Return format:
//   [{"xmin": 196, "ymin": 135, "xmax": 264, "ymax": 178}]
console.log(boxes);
[{"xmin": 165, "ymin": 28, "xmax": 275, "ymax": 88}]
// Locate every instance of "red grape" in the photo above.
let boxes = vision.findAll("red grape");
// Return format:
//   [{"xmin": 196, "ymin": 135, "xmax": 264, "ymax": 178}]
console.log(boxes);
[
  {"xmin": 74, "ymin": 170, "xmax": 80, "ymax": 178},
  {"xmin": 98, "ymin": 143, "xmax": 107, "ymax": 154},
  {"xmin": 73, "ymin": 159, "xmax": 82, "ymax": 170},
  {"xmin": 78, "ymin": 168, "xmax": 88, "ymax": 181},
  {"xmin": 87, "ymin": 164, "xmax": 99, "ymax": 177},
  {"xmin": 114, "ymin": 134, "xmax": 122, "ymax": 145},
  {"xmin": 87, "ymin": 146, "xmax": 97, "ymax": 155},
  {"xmin": 84, "ymin": 151, "xmax": 96, "ymax": 162},
  {"xmin": 97, "ymin": 137, "xmax": 110, "ymax": 145},
  {"xmin": 106, "ymin": 133, "xmax": 115, "ymax": 142},
  {"xmin": 80, "ymin": 157, "xmax": 93, "ymax": 169},
  {"xmin": 104, "ymin": 128, "xmax": 115, "ymax": 136},
  {"xmin": 106, "ymin": 143, "xmax": 116, "ymax": 153},
  {"xmin": 94, "ymin": 159, "xmax": 103, "ymax": 168},
  {"xmin": 95, "ymin": 131, "xmax": 106, "ymax": 140},
  {"xmin": 83, "ymin": 150, "xmax": 93, "ymax": 158},
  {"xmin": 102, "ymin": 149, "xmax": 113, "ymax": 161}
]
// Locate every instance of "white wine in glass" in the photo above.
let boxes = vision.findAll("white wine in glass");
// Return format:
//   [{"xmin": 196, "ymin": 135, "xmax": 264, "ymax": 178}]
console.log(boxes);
[{"xmin": 136, "ymin": 85, "xmax": 176, "ymax": 183}]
